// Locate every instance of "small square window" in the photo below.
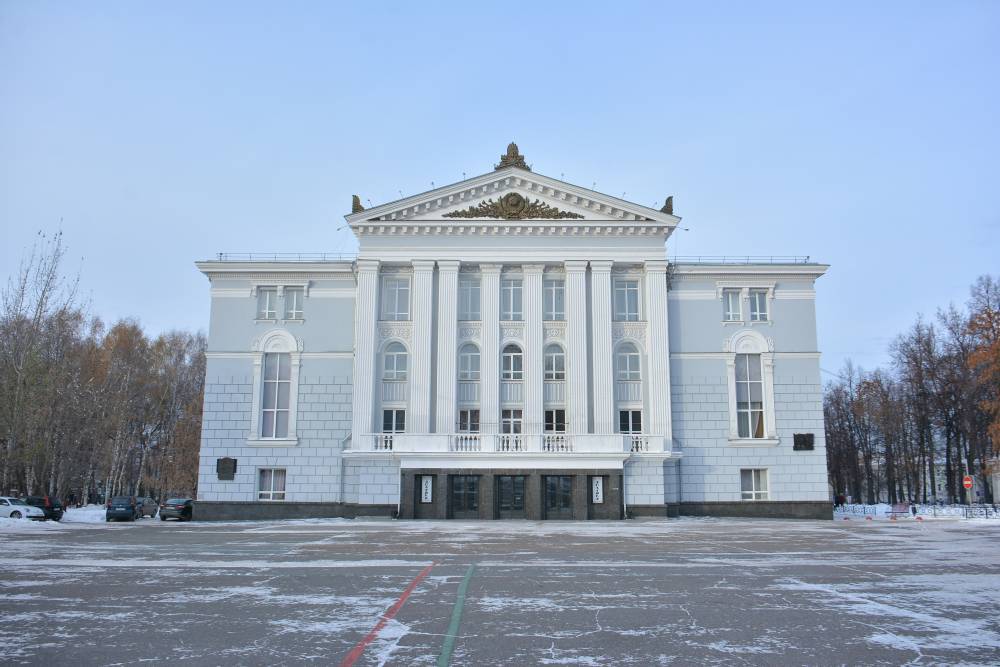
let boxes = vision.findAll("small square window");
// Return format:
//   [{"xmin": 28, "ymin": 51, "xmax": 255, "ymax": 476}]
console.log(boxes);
[
  {"xmin": 614, "ymin": 280, "xmax": 640, "ymax": 321},
  {"xmin": 723, "ymin": 289, "xmax": 742, "ymax": 322},
  {"xmin": 258, "ymin": 468, "xmax": 286, "ymax": 501},
  {"xmin": 284, "ymin": 287, "xmax": 304, "ymax": 319},
  {"xmin": 749, "ymin": 290, "xmax": 769, "ymax": 322},
  {"xmin": 257, "ymin": 287, "xmax": 278, "ymax": 319},
  {"xmin": 740, "ymin": 468, "xmax": 768, "ymax": 500}
]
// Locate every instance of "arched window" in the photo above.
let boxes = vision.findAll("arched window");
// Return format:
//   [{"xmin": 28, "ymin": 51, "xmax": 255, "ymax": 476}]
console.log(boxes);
[
  {"xmin": 543, "ymin": 344, "xmax": 565, "ymax": 381},
  {"xmin": 616, "ymin": 343, "xmax": 641, "ymax": 381},
  {"xmin": 383, "ymin": 342, "xmax": 408, "ymax": 380},
  {"xmin": 458, "ymin": 343, "xmax": 480, "ymax": 381},
  {"xmin": 501, "ymin": 343, "xmax": 523, "ymax": 380}
]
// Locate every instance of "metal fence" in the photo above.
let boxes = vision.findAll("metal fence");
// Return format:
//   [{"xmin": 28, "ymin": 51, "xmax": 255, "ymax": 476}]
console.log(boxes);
[{"xmin": 213, "ymin": 252, "xmax": 358, "ymax": 262}]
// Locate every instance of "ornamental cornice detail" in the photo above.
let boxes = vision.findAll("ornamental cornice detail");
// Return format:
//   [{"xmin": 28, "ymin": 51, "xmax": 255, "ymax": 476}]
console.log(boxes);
[
  {"xmin": 443, "ymin": 192, "xmax": 584, "ymax": 221},
  {"xmin": 501, "ymin": 324, "xmax": 525, "ymax": 341},
  {"xmin": 612, "ymin": 323, "xmax": 647, "ymax": 345},
  {"xmin": 457, "ymin": 325, "xmax": 482, "ymax": 342},
  {"xmin": 543, "ymin": 323, "xmax": 567, "ymax": 342},
  {"xmin": 378, "ymin": 323, "xmax": 413, "ymax": 343}
]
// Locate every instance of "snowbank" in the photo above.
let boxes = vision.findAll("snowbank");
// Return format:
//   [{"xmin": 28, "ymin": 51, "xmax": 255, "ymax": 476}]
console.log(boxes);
[{"xmin": 61, "ymin": 505, "xmax": 109, "ymax": 524}]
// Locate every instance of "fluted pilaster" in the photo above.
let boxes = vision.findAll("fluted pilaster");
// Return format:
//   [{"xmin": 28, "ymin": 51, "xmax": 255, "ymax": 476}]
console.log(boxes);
[
  {"xmin": 565, "ymin": 260, "xmax": 589, "ymax": 434},
  {"xmin": 523, "ymin": 264, "xmax": 545, "ymax": 433},
  {"xmin": 435, "ymin": 260, "xmax": 460, "ymax": 433},
  {"xmin": 645, "ymin": 260, "xmax": 671, "ymax": 448},
  {"xmin": 409, "ymin": 260, "xmax": 435, "ymax": 433},
  {"xmin": 480, "ymin": 264, "xmax": 502, "ymax": 433},
  {"xmin": 590, "ymin": 261, "xmax": 615, "ymax": 433},
  {"xmin": 351, "ymin": 259, "xmax": 380, "ymax": 442}
]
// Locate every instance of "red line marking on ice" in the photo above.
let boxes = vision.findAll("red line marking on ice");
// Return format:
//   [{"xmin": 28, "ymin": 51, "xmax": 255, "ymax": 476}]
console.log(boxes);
[{"xmin": 339, "ymin": 561, "xmax": 435, "ymax": 667}]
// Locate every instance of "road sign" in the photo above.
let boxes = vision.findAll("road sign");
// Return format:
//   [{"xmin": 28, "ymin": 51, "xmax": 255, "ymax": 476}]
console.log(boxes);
[{"xmin": 963, "ymin": 475, "xmax": 973, "ymax": 489}]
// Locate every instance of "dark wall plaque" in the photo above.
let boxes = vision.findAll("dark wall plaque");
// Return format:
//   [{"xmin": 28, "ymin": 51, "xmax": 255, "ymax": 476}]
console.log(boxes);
[
  {"xmin": 793, "ymin": 434, "xmax": 815, "ymax": 451},
  {"xmin": 216, "ymin": 457, "xmax": 237, "ymax": 480}
]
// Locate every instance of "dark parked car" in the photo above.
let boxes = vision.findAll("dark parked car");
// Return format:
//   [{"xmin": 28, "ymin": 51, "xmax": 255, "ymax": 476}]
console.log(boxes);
[
  {"xmin": 24, "ymin": 496, "xmax": 64, "ymax": 521},
  {"xmin": 159, "ymin": 498, "xmax": 193, "ymax": 521},
  {"xmin": 106, "ymin": 496, "xmax": 140, "ymax": 522},
  {"xmin": 135, "ymin": 496, "xmax": 158, "ymax": 518}
]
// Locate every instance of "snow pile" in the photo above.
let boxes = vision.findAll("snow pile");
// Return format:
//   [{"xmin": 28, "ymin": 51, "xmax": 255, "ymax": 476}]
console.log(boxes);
[
  {"xmin": 0, "ymin": 517, "xmax": 61, "ymax": 533},
  {"xmin": 61, "ymin": 505, "xmax": 108, "ymax": 524}
]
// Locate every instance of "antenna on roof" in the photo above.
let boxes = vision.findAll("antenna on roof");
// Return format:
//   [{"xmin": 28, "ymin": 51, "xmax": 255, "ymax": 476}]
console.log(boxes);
[
  {"xmin": 431, "ymin": 181, "xmax": 435, "ymax": 188},
  {"xmin": 560, "ymin": 173, "xmax": 564, "ymax": 180},
  {"xmin": 398, "ymin": 190, "xmax": 404, "ymax": 199},
  {"xmin": 592, "ymin": 181, "xmax": 597, "ymax": 189},
  {"xmin": 621, "ymin": 191, "xmax": 626, "ymax": 199},
  {"xmin": 366, "ymin": 198, "xmax": 373, "ymax": 207},
  {"xmin": 462, "ymin": 171, "xmax": 466, "ymax": 179}
]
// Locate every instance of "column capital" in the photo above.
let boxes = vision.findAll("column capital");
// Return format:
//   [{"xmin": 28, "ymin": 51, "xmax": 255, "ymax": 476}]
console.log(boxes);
[
  {"xmin": 481, "ymin": 263, "xmax": 503, "ymax": 275},
  {"xmin": 412, "ymin": 259, "xmax": 436, "ymax": 272},
  {"xmin": 590, "ymin": 260, "xmax": 614, "ymax": 273},
  {"xmin": 357, "ymin": 258, "xmax": 380, "ymax": 273},
  {"xmin": 437, "ymin": 259, "xmax": 461, "ymax": 272},
  {"xmin": 523, "ymin": 263, "xmax": 546, "ymax": 275},
  {"xmin": 564, "ymin": 260, "xmax": 588, "ymax": 273},
  {"xmin": 644, "ymin": 260, "xmax": 669, "ymax": 273}
]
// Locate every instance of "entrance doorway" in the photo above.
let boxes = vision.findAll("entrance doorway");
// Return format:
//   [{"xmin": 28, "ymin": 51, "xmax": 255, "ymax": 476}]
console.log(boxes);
[
  {"xmin": 449, "ymin": 475, "xmax": 480, "ymax": 519},
  {"xmin": 496, "ymin": 475, "xmax": 526, "ymax": 519},
  {"xmin": 544, "ymin": 475, "xmax": 574, "ymax": 519}
]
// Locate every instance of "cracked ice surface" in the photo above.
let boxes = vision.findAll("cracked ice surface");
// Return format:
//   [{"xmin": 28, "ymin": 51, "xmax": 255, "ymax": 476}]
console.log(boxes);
[{"xmin": 0, "ymin": 513, "xmax": 998, "ymax": 665}]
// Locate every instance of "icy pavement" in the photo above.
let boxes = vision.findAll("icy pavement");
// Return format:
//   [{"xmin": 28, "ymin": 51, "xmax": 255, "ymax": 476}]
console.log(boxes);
[{"xmin": 1, "ymin": 515, "xmax": 998, "ymax": 665}]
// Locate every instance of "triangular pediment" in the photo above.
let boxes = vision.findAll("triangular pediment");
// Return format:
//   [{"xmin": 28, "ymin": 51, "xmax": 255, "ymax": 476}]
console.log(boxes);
[{"xmin": 346, "ymin": 165, "xmax": 680, "ymax": 227}]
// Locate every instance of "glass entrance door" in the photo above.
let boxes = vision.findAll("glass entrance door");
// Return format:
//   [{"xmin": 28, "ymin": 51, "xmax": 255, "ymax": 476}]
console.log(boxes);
[
  {"xmin": 544, "ymin": 475, "xmax": 573, "ymax": 519},
  {"xmin": 496, "ymin": 475, "xmax": 526, "ymax": 519},
  {"xmin": 449, "ymin": 475, "xmax": 480, "ymax": 519}
]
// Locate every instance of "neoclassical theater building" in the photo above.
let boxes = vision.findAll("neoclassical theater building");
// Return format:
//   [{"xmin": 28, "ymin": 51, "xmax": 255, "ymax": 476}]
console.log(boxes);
[{"xmin": 194, "ymin": 145, "xmax": 831, "ymax": 520}]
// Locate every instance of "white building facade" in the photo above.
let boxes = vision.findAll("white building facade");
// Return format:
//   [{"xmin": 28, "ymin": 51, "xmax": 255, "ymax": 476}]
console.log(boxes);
[{"xmin": 195, "ymin": 145, "xmax": 831, "ymax": 520}]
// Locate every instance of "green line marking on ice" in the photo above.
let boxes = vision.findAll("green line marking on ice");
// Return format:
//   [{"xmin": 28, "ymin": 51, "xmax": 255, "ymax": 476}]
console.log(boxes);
[{"xmin": 437, "ymin": 563, "xmax": 476, "ymax": 667}]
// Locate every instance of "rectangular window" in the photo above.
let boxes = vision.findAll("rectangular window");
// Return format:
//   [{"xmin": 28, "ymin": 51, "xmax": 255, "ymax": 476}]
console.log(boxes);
[
  {"xmin": 618, "ymin": 410, "xmax": 642, "ymax": 433},
  {"xmin": 261, "ymin": 352, "xmax": 291, "ymax": 438},
  {"xmin": 458, "ymin": 348, "xmax": 480, "ymax": 381},
  {"xmin": 723, "ymin": 289, "xmax": 742, "ymax": 321},
  {"xmin": 749, "ymin": 289, "xmax": 769, "ymax": 322},
  {"xmin": 544, "ymin": 348, "xmax": 565, "ymax": 380},
  {"xmin": 380, "ymin": 277, "xmax": 410, "ymax": 321},
  {"xmin": 501, "ymin": 278, "xmax": 523, "ymax": 321},
  {"xmin": 382, "ymin": 409, "xmax": 406, "ymax": 433},
  {"xmin": 257, "ymin": 287, "xmax": 278, "ymax": 319},
  {"xmin": 741, "ymin": 468, "xmax": 769, "ymax": 500},
  {"xmin": 458, "ymin": 409, "xmax": 480, "ymax": 433},
  {"xmin": 501, "ymin": 348, "xmax": 523, "ymax": 380},
  {"xmin": 284, "ymin": 287, "xmax": 304, "ymax": 319},
  {"xmin": 258, "ymin": 468, "xmax": 286, "ymax": 501},
  {"xmin": 501, "ymin": 409, "xmax": 523, "ymax": 434},
  {"xmin": 736, "ymin": 353, "xmax": 765, "ymax": 438},
  {"xmin": 543, "ymin": 279, "xmax": 565, "ymax": 321},
  {"xmin": 458, "ymin": 277, "xmax": 481, "ymax": 321},
  {"xmin": 544, "ymin": 409, "xmax": 566, "ymax": 433},
  {"xmin": 614, "ymin": 279, "xmax": 640, "ymax": 321}
]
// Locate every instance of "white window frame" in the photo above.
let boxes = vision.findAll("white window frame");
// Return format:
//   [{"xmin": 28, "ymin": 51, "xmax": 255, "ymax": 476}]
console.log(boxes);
[
  {"xmin": 458, "ymin": 277, "xmax": 481, "ymax": 321},
  {"xmin": 544, "ymin": 408, "xmax": 566, "ymax": 433},
  {"xmin": 615, "ymin": 343, "xmax": 642, "ymax": 381},
  {"xmin": 284, "ymin": 287, "xmax": 304, "ymax": 320},
  {"xmin": 618, "ymin": 409, "xmax": 642, "ymax": 434},
  {"xmin": 458, "ymin": 343, "xmax": 480, "ymax": 381},
  {"xmin": 383, "ymin": 342, "xmax": 409, "ymax": 381},
  {"xmin": 741, "ymin": 468, "xmax": 769, "ymax": 500},
  {"xmin": 258, "ymin": 468, "xmax": 286, "ymax": 501},
  {"xmin": 248, "ymin": 330, "xmax": 300, "ymax": 446},
  {"xmin": 260, "ymin": 352, "xmax": 292, "ymax": 439},
  {"xmin": 501, "ymin": 409, "xmax": 523, "ymax": 434},
  {"xmin": 749, "ymin": 289, "xmax": 769, "ymax": 322},
  {"xmin": 543, "ymin": 344, "xmax": 566, "ymax": 381},
  {"xmin": 501, "ymin": 278, "xmax": 523, "ymax": 321},
  {"xmin": 725, "ymin": 330, "xmax": 778, "ymax": 445},
  {"xmin": 382, "ymin": 408, "xmax": 406, "ymax": 433},
  {"xmin": 501, "ymin": 344, "xmax": 523, "ymax": 380},
  {"xmin": 380, "ymin": 276, "xmax": 411, "ymax": 321},
  {"xmin": 257, "ymin": 287, "xmax": 278, "ymax": 320},
  {"xmin": 613, "ymin": 279, "xmax": 640, "ymax": 322},
  {"xmin": 458, "ymin": 409, "xmax": 480, "ymax": 433},
  {"xmin": 543, "ymin": 278, "xmax": 565, "ymax": 321},
  {"xmin": 723, "ymin": 289, "xmax": 742, "ymax": 322},
  {"xmin": 736, "ymin": 353, "xmax": 766, "ymax": 439}
]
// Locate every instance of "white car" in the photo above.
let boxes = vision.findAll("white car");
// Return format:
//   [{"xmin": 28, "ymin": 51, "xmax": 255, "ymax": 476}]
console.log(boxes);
[{"xmin": 0, "ymin": 497, "xmax": 46, "ymax": 520}]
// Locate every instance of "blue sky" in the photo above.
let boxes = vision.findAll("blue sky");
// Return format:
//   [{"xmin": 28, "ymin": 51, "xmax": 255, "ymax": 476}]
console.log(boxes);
[{"xmin": 1, "ymin": 2, "xmax": 997, "ymax": 373}]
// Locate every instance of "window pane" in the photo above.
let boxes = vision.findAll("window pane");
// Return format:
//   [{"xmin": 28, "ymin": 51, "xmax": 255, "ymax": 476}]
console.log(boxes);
[
  {"xmin": 261, "ymin": 411, "xmax": 275, "ymax": 438},
  {"xmin": 275, "ymin": 411, "xmax": 288, "ymax": 438},
  {"xmin": 277, "ymin": 383, "xmax": 290, "ymax": 409},
  {"xmin": 735, "ymin": 354, "xmax": 747, "ymax": 381},
  {"xmin": 748, "ymin": 355, "xmax": 761, "ymax": 381},
  {"xmin": 273, "ymin": 469, "xmax": 286, "ymax": 492},
  {"xmin": 259, "ymin": 469, "xmax": 272, "ymax": 492},
  {"xmin": 751, "ymin": 411, "xmax": 764, "ymax": 438},
  {"xmin": 264, "ymin": 353, "xmax": 278, "ymax": 381},
  {"xmin": 383, "ymin": 410, "xmax": 394, "ymax": 432},
  {"xmin": 740, "ymin": 469, "xmax": 752, "ymax": 492},
  {"xmin": 632, "ymin": 411, "xmax": 641, "ymax": 432},
  {"xmin": 263, "ymin": 382, "xmax": 277, "ymax": 409},
  {"xmin": 755, "ymin": 469, "xmax": 767, "ymax": 492},
  {"xmin": 738, "ymin": 412, "xmax": 749, "ymax": 438},
  {"xmin": 736, "ymin": 382, "xmax": 749, "ymax": 402},
  {"xmin": 749, "ymin": 382, "xmax": 763, "ymax": 402}
]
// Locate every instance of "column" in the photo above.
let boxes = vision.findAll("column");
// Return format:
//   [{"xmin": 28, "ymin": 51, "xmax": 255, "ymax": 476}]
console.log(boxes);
[
  {"xmin": 590, "ymin": 261, "xmax": 615, "ymax": 433},
  {"xmin": 523, "ymin": 264, "xmax": 545, "ymax": 435},
  {"xmin": 480, "ymin": 264, "xmax": 502, "ymax": 434},
  {"xmin": 435, "ymin": 260, "xmax": 460, "ymax": 434},
  {"xmin": 565, "ymin": 260, "xmax": 589, "ymax": 434},
  {"xmin": 409, "ymin": 260, "xmax": 435, "ymax": 433},
  {"xmin": 351, "ymin": 259, "xmax": 380, "ymax": 445},
  {"xmin": 644, "ymin": 260, "xmax": 671, "ymax": 450}
]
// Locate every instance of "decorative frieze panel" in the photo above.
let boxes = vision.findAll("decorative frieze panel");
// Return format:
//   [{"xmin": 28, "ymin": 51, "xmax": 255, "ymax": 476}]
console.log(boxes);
[
  {"xmin": 543, "ymin": 322, "xmax": 567, "ymax": 342},
  {"xmin": 457, "ymin": 324, "xmax": 482, "ymax": 342},
  {"xmin": 378, "ymin": 322, "xmax": 413, "ymax": 343},
  {"xmin": 611, "ymin": 322, "xmax": 647, "ymax": 345},
  {"xmin": 500, "ymin": 323, "xmax": 525, "ymax": 342}
]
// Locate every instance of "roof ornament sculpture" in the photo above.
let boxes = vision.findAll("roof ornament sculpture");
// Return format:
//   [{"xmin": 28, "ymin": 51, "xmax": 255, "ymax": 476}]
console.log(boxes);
[
  {"xmin": 352, "ymin": 195, "xmax": 365, "ymax": 213},
  {"xmin": 660, "ymin": 196, "xmax": 673, "ymax": 215},
  {"xmin": 495, "ymin": 142, "xmax": 530, "ymax": 171},
  {"xmin": 443, "ymin": 192, "xmax": 584, "ymax": 220}
]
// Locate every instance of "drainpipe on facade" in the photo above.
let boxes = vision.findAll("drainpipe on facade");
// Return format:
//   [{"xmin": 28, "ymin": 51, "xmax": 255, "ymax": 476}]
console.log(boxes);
[
  {"xmin": 622, "ymin": 460, "xmax": 629, "ymax": 519},
  {"xmin": 396, "ymin": 459, "xmax": 402, "ymax": 519}
]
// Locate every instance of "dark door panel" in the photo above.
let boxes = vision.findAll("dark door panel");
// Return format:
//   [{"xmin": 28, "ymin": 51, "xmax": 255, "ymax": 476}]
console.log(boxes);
[
  {"xmin": 544, "ymin": 475, "xmax": 573, "ymax": 519},
  {"xmin": 450, "ymin": 475, "xmax": 480, "ymax": 519},
  {"xmin": 496, "ymin": 475, "xmax": 526, "ymax": 519}
]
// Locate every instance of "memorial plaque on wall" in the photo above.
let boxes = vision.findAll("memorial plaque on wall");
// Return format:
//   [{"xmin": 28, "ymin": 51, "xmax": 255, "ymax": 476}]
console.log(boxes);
[
  {"xmin": 793, "ymin": 434, "xmax": 815, "ymax": 451},
  {"xmin": 591, "ymin": 476, "xmax": 604, "ymax": 504},
  {"xmin": 216, "ymin": 457, "xmax": 237, "ymax": 480},
  {"xmin": 420, "ymin": 476, "xmax": 434, "ymax": 503}
]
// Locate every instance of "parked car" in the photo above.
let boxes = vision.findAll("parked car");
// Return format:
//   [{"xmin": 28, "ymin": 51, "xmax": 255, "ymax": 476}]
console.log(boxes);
[
  {"xmin": 105, "ymin": 496, "xmax": 140, "ymax": 522},
  {"xmin": 135, "ymin": 497, "xmax": 158, "ymax": 518},
  {"xmin": 0, "ymin": 496, "xmax": 46, "ymax": 520},
  {"xmin": 24, "ymin": 496, "xmax": 64, "ymax": 521},
  {"xmin": 159, "ymin": 498, "xmax": 193, "ymax": 521}
]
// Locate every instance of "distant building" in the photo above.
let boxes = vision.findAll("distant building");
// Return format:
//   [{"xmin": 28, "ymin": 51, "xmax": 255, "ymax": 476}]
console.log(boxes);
[{"xmin": 194, "ymin": 145, "xmax": 830, "ymax": 520}]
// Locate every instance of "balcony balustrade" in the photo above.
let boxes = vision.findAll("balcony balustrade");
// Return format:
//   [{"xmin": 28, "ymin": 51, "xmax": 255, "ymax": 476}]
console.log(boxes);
[{"xmin": 358, "ymin": 433, "xmax": 666, "ymax": 455}]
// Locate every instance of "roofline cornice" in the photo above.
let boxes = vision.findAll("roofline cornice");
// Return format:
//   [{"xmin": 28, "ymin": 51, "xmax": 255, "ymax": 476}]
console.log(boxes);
[{"xmin": 672, "ymin": 263, "xmax": 830, "ymax": 278}]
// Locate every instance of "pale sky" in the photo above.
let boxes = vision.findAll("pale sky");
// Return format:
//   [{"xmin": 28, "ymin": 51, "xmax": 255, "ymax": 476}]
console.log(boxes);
[{"xmin": 2, "ymin": 2, "xmax": 997, "ymax": 374}]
